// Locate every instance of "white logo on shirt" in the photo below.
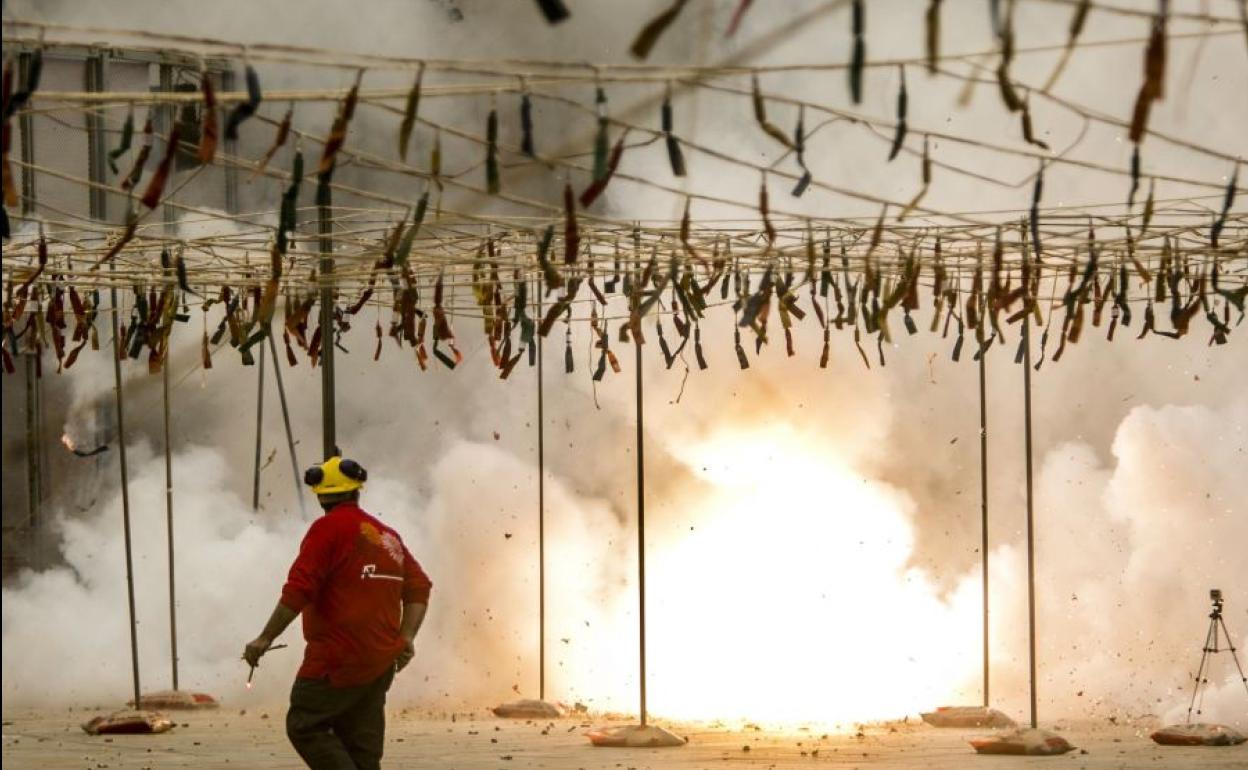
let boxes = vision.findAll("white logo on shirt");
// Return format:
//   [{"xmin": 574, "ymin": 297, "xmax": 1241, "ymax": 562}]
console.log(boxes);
[{"xmin": 361, "ymin": 564, "xmax": 403, "ymax": 582}]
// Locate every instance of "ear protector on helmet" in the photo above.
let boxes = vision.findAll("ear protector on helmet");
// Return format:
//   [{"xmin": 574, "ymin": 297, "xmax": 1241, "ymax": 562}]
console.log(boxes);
[{"xmin": 304, "ymin": 456, "xmax": 367, "ymax": 495}]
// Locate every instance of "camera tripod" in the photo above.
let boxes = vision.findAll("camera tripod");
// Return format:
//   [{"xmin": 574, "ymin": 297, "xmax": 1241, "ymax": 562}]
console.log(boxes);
[{"xmin": 1186, "ymin": 590, "xmax": 1248, "ymax": 722}]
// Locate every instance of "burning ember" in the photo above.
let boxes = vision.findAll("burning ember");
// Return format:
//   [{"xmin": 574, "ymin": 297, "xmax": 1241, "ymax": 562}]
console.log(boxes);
[{"xmin": 61, "ymin": 433, "xmax": 108, "ymax": 458}]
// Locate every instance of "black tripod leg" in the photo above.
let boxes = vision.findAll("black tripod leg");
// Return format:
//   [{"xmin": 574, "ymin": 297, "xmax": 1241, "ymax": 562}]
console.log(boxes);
[
  {"xmin": 1216, "ymin": 615, "xmax": 1248, "ymax": 699},
  {"xmin": 1187, "ymin": 619, "xmax": 1216, "ymax": 723}
]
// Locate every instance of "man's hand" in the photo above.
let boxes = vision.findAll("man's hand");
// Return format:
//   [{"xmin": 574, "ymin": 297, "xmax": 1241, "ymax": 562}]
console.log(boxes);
[
  {"xmin": 243, "ymin": 636, "xmax": 273, "ymax": 668},
  {"xmin": 395, "ymin": 639, "xmax": 416, "ymax": 672}
]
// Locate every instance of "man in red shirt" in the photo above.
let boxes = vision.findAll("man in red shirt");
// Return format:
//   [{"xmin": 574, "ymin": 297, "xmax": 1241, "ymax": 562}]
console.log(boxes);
[{"xmin": 243, "ymin": 455, "xmax": 432, "ymax": 770}]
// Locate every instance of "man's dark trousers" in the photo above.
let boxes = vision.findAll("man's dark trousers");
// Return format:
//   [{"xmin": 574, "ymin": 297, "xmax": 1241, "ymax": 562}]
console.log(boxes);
[{"xmin": 287, "ymin": 667, "xmax": 395, "ymax": 770}]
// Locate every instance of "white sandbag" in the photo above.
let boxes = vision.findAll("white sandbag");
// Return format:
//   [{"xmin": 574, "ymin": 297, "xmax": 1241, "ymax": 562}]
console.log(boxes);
[
  {"xmin": 132, "ymin": 690, "xmax": 220, "ymax": 710},
  {"xmin": 1150, "ymin": 723, "xmax": 1246, "ymax": 746},
  {"xmin": 491, "ymin": 699, "xmax": 566, "ymax": 718},
  {"xmin": 81, "ymin": 710, "xmax": 174, "ymax": 736},
  {"xmin": 586, "ymin": 724, "xmax": 686, "ymax": 747},
  {"xmin": 969, "ymin": 727, "xmax": 1074, "ymax": 755},
  {"xmin": 922, "ymin": 706, "xmax": 1016, "ymax": 728}
]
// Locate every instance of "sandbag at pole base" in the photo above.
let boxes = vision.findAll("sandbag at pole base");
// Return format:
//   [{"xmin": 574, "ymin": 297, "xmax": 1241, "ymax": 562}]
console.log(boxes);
[
  {"xmin": 921, "ymin": 705, "xmax": 1016, "ymax": 728},
  {"xmin": 586, "ymin": 724, "xmax": 686, "ymax": 747},
  {"xmin": 492, "ymin": 699, "xmax": 567, "ymax": 719},
  {"xmin": 969, "ymin": 727, "xmax": 1074, "ymax": 756},
  {"xmin": 1151, "ymin": 723, "xmax": 1247, "ymax": 746},
  {"xmin": 81, "ymin": 710, "xmax": 175, "ymax": 736},
  {"xmin": 130, "ymin": 690, "xmax": 221, "ymax": 710}
]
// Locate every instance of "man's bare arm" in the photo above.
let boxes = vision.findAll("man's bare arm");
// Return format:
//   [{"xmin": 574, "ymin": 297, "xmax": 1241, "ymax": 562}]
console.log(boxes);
[
  {"xmin": 396, "ymin": 602, "xmax": 428, "ymax": 671},
  {"xmin": 401, "ymin": 602, "xmax": 428, "ymax": 641},
  {"xmin": 242, "ymin": 602, "xmax": 299, "ymax": 666}
]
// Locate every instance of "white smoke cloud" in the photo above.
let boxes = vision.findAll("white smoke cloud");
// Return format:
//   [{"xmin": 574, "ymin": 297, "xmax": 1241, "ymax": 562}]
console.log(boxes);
[{"xmin": 2, "ymin": 442, "xmax": 305, "ymax": 706}]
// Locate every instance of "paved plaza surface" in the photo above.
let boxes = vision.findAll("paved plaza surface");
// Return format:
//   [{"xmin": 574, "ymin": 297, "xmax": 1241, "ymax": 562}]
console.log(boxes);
[{"xmin": 3, "ymin": 707, "xmax": 1246, "ymax": 769}]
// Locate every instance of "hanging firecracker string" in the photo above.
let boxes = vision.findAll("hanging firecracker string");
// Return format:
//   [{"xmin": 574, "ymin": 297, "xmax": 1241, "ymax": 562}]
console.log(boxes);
[
  {"xmin": 1210, "ymin": 163, "xmax": 1238, "ymax": 248},
  {"xmin": 925, "ymin": 0, "xmax": 944, "ymax": 75},
  {"xmin": 726, "ymin": 0, "xmax": 754, "ymax": 37},
  {"xmin": 630, "ymin": 0, "xmax": 691, "ymax": 61},
  {"xmin": 398, "ymin": 62, "xmax": 424, "ymax": 162},
  {"xmin": 250, "ymin": 102, "xmax": 292, "ymax": 181},
  {"xmin": 661, "ymin": 83, "xmax": 686, "ymax": 177},
  {"xmin": 752, "ymin": 72, "xmax": 796, "ymax": 151},
  {"xmin": 848, "ymin": 0, "xmax": 866, "ymax": 104},
  {"xmin": 485, "ymin": 105, "xmax": 501, "ymax": 195},
  {"xmin": 791, "ymin": 105, "xmax": 812, "ymax": 197},
  {"xmin": 120, "ymin": 117, "xmax": 153, "ymax": 191},
  {"xmin": 108, "ymin": 103, "xmax": 134, "ymax": 175},
  {"xmin": 592, "ymin": 85, "xmax": 610, "ymax": 182},
  {"xmin": 898, "ymin": 134, "xmax": 932, "ymax": 221},
  {"xmin": 317, "ymin": 68, "xmax": 363, "ymax": 203},
  {"xmin": 224, "ymin": 61, "xmax": 262, "ymax": 140},
  {"xmin": 1019, "ymin": 90, "xmax": 1048, "ymax": 150},
  {"xmin": 1042, "ymin": 0, "xmax": 1091, "ymax": 92},
  {"xmin": 533, "ymin": 0, "xmax": 570, "ymax": 25},
  {"xmin": 579, "ymin": 129, "xmax": 628, "ymax": 207},
  {"xmin": 197, "ymin": 72, "xmax": 218, "ymax": 164},
  {"xmin": 995, "ymin": 2, "xmax": 1024, "ymax": 113},
  {"xmin": 1129, "ymin": 3, "xmax": 1169, "ymax": 144},
  {"xmin": 887, "ymin": 65, "xmax": 908, "ymax": 162},
  {"xmin": 519, "ymin": 78, "xmax": 536, "ymax": 158}
]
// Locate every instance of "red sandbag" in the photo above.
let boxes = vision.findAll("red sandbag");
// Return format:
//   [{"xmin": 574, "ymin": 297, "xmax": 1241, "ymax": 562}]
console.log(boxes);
[
  {"xmin": 492, "ymin": 699, "xmax": 566, "ymax": 718},
  {"xmin": 922, "ymin": 706, "xmax": 1016, "ymax": 728},
  {"xmin": 132, "ymin": 690, "xmax": 220, "ymax": 710},
  {"xmin": 1151, "ymin": 723, "xmax": 1246, "ymax": 746},
  {"xmin": 587, "ymin": 724, "xmax": 686, "ymax": 748},
  {"xmin": 969, "ymin": 727, "xmax": 1074, "ymax": 755},
  {"xmin": 81, "ymin": 710, "xmax": 174, "ymax": 736}
]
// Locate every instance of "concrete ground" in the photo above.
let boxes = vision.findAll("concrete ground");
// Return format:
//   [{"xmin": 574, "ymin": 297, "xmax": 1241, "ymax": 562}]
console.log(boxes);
[{"xmin": 3, "ymin": 708, "xmax": 1245, "ymax": 769}]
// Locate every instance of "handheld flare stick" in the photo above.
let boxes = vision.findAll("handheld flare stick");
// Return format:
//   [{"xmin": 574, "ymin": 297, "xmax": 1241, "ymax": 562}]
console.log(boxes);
[{"xmin": 244, "ymin": 643, "xmax": 289, "ymax": 688}]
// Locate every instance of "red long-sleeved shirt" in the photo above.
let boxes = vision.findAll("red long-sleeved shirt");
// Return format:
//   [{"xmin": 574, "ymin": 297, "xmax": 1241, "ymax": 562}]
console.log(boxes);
[{"xmin": 281, "ymin": 502, "xmax": 432, "ymax": 687}]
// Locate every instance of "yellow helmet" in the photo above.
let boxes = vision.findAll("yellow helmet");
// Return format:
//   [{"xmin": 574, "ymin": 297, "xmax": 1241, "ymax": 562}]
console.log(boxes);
[{"xmin": 303, "ymin": 456, "xmax": 367, "ymax": 495}]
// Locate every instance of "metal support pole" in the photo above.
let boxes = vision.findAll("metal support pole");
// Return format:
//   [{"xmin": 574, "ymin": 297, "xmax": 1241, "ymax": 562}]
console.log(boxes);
[
  {"xmin": 18, "ymin": 51, "xmax": 37, "ymax": 215},
  {"xmin": 16, "ymin": 55, "xmax": 42, "ymax": 551},
  {"xmin": 267, "ymin": 332, "xmax": 306, "ymax": 516},
  {"xmin": 84, "ymin": 57, "xmax": 108, "ymax": 221},
  {"xmin": 86, "ymin": 52, "xmax": 141, "ymax": 709},
  {"xmin": 635, "ymin": 335, "xmax": 647, "ymax": 727},
  {"xmin": 318, "ymin": 190, "xmax": 336, "ymax": 459},
  {"xmin": 220, "ymin": 69, "xmax": 240, "ymax": 216},
  {"xmin": 24, "ymin": 355, "xmax": 39, "ymax": 532},
  {"xmin": 37, "ymin": 356, "xmax": 47, "ymax": 512},
  {"xmin": 537, "ymin": 290, "xmax": 547, "ymax": 702},
  {"xmin": 1022, "ymin": 256, "xmax": 1038, "ymax": 730},
  {"xmin": 978, "ymin": 341, "xmax": 990, "ymax": 708},
  {"xmin": 163, "ymin": 358, "xmax": 178, "ymax": 691},
  {"xmin": 158, "ymin": 65, "xmax": 175, "ymax": 236},
  {"xmin": 252, "ymin": 343, "xmax": 266, "ymax": 510},
  {"xmin": 157, "ymin": 60, "xmax": 180, "ymax": 693},
  {"xmin": 110, "ymin": 283, "xmax": 142, "ymax": 709},
  {"xmin": 34, "ymin": 354, "xmax": 47, "ymax": 566}
]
